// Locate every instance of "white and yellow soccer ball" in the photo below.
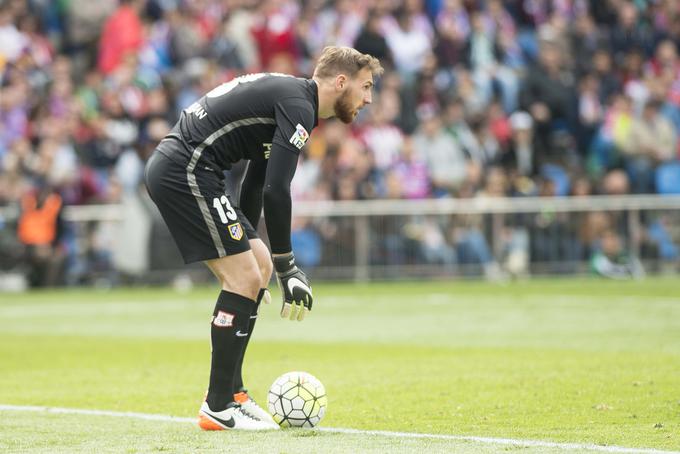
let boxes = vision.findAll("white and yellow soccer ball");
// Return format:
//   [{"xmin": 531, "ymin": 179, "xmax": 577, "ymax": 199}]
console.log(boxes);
[{"xmin": 267, "ymin": 371, "xmax": 327, "ymax": 428}]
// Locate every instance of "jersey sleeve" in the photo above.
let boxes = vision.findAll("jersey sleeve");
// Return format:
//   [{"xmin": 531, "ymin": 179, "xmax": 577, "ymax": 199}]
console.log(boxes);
[
  {"xmin": 239, "ymin": 160, "xmax": 267, "ymax": 230},
  {"xmin": 262, "ymin": 97, "xmax": 315, "ymax": 254},
  {"xmin": 263, "ymin": 141, "xmax": 299, "ymax": 254},
  {"xmin": 271, "ymin": 97, "xmax": 316, "ymax": 155}
]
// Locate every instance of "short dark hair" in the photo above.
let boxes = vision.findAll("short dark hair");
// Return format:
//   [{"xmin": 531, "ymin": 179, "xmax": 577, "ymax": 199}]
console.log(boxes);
[{"xmin": 313, "ymin": 46, "xmax": 384, "ymax": 79}]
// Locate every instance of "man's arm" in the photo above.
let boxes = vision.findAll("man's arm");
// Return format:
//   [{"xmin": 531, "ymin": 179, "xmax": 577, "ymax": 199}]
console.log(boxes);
[
  {"xmin": 264, "ymin": 97, "xmax": 314, "ymax": 253},
  {"xmin": 239, "ymin": 160, "xmax": 267, "ymax": 230},
  {"xmin": 262, "ymin": 145, "xmax": 314, "ymax": 321},
  {"xmin": 262, "ymin": 146, "xmax": 298, "ymax": 254},
  {"xmin": 264, "ymin": 97, "xmax": 316, "ymax": 321}
]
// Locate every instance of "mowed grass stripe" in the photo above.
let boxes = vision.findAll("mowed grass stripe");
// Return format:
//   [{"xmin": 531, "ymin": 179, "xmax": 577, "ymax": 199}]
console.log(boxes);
[
  {"xmin": 1, "ymin": 334, "xmax": 678, "ymax": 449},
  {"xmin": 1, "ymin": 279, "xmax": 679, "ymax": 450},
  {"xmin": 1, "ymin": 282, "xmax": 679, "ymax": 353},
  {"xmin": 1, "ymin": 405, "xmax": 677, "ymax": 454}
]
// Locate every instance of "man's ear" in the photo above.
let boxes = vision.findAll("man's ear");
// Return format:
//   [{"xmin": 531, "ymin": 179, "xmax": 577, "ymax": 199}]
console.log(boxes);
[{"xmin": 335, "ymin": 74, "xmax": 347, "ymax": 91}]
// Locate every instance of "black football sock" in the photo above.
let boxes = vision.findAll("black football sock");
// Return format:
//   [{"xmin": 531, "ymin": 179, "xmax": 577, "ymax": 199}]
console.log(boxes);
[
  {"xmin": 206, "ymin": 290, "xmax": 254, "ymax": 411},
  {"xmin": 233, "ymin": 288, "xmax": 265, "ymax": 393}
]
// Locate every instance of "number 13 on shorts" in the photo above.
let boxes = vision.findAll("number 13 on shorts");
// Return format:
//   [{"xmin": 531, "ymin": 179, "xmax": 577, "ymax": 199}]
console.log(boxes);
[{"xmin": 213, "ymin": 195, "xmax": 237, "ymax": 224}]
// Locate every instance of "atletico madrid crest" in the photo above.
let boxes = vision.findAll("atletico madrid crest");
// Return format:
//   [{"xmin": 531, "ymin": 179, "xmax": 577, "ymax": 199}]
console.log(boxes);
[{"xmin": 228, "ymin": 222, "xmax": 243, "ymax": 241}]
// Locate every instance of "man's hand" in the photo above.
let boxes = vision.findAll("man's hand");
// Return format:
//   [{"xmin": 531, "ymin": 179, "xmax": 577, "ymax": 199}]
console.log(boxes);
[{"xmin": 273, "ymin": 252, "xmax": 313, "ymax": 321}]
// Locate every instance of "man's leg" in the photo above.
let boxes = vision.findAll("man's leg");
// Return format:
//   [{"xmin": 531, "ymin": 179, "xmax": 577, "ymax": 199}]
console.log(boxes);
[
  {"xmin": 233, "ymin": 239, "xmax": 273, "ymax": 393},
  {"xmin": 204, "ymin": 251, "xmax": 261, "ymax": 411},
  {"xmin": 144, "ymin": 151, "xmax": 276, "ymax": 430}
]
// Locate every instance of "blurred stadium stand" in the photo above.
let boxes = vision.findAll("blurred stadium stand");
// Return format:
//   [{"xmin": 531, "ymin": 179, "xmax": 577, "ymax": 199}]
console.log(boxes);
[
  {"xmin": 2, "ymin": 194, "xmax": 679, "ymax": 285},
  {"xmin": 1, "ymin": 0, "xmax": 680, "ymax": 287}
]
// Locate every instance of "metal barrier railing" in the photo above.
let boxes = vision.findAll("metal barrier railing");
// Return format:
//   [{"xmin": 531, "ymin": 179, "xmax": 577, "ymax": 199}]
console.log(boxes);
[{"xmin": 2, "ymin": 195, "xmax": 679, "ymax": 281}]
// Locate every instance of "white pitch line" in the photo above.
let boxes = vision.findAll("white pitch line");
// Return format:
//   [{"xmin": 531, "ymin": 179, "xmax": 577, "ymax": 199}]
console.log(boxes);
[
  {"xmin": 0, "ymin": 404, "xmax": 194, "ymax": 424},
  {"xmin": 0, "ymin": 404, "xmax": 677, "ymax": 454},
  {"xmin": 317, "ymin": 427, "xmax": 679, "ymax": 454}
]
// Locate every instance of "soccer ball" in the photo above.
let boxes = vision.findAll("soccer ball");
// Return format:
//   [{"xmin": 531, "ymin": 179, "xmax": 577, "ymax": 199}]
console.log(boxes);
[{"xmin": 267, "ymin": 371, "xmax": 327, "ymax": 428}]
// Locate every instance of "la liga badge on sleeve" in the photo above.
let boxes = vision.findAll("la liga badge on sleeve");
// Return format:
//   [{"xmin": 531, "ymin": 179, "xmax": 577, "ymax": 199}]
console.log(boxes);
[{"xmin": 289, "ymin": 123, "xmax": 309, "ymax": 149}]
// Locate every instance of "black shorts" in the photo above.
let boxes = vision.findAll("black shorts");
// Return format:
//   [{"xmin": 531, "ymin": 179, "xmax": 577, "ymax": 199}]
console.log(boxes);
[{"xmin": 144, "ymin": 150, "xmax": 258, "ymax": 264}]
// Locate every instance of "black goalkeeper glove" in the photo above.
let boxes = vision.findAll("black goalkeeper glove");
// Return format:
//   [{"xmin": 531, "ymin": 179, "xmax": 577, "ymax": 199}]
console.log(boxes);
[{"xmin": 273, "ymin": 252, "xmax": 313, "ymax": 321}]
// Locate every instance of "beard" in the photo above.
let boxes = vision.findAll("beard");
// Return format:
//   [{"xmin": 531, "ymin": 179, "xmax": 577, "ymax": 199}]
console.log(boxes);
[{"xmin": 333, "ymin": 90, "xmax": 356, "ymax": 124}]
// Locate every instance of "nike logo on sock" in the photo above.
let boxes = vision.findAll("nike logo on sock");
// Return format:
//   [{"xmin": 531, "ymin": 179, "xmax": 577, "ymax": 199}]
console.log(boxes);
[{"xmin": 235, "ymin": 331, "xmax": 248, "ymax": 337}]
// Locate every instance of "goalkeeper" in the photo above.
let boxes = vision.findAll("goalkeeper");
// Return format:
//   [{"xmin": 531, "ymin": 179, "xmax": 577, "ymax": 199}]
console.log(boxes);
[{"xmin": 144, "ymin": 47, "xmax": 382, "ymax": 431}]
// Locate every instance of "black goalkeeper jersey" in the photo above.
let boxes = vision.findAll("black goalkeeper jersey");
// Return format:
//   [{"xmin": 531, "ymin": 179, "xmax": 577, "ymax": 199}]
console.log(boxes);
[
  {"xmin": 158, "ymin": 73, "xmax": 319, "ymax": 171},
  {"xmin": 154, "ymin": 73, "xmax": 320, "ymax": 255}
]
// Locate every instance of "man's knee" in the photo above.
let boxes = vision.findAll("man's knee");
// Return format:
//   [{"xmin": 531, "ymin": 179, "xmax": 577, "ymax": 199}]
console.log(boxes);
[
  {"xmin": 249, "ymin": 239, "xmax": 273, "ymax": 287},
  {"xmin": 241, "ymin": 271, "xmax": 262, "ymax": 297},
  {"xmin": 259, "ymin": 258, "xmax": 273, "ymax": 287},
  {"xmin": 209, "ymin": 257, "xmax": 261, "ymax": 300},
  {"xmin": 219, "ymin": 269, "xmax": 260, "ymax": 299}
]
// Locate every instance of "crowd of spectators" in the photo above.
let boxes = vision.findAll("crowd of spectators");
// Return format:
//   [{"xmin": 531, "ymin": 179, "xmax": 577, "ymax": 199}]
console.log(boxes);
[{"xmin": 1, "ymin": 0, "xmax": 680, "ymax": 284}]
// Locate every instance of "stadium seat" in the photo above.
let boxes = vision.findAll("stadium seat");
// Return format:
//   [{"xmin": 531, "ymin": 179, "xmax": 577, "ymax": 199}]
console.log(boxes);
[
  {"xmin": 541, "ymin": 164, "xmax": 571, "ymax": 196},
  {"xmin": 291, "ymin": 228, "xmax": 322, "ymax": 268},
  {"xmin": 647, "ymin": 220, "xmax": 679, "ymax": 260},
  {"xmin": 655, "ymin": 161, "xmax": 680, "ymax": 194}
]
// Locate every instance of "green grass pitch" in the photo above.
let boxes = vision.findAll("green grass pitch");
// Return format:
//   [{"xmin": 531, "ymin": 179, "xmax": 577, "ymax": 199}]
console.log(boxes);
[{"xmin": 1, "ymin": 278, "xmax": 679, "ymax": 453}]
